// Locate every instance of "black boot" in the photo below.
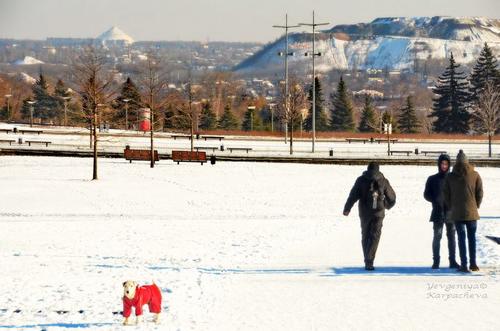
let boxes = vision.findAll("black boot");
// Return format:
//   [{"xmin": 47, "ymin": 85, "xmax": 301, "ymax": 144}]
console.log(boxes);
[
  {"xmin": 470, "ymin": 264, "xmax": 480, "ymax": 272},
  {"xmin": 365, "ymin": 262, "xmax": 375, "ymax": 271},
  {"xmin": 449, "ymin": 260, "xmax": 460, "ymax": 269},
  {"xmin": 432, "ymin": 258, "xmax": 439, "ymax": 269},
  {"xmin": 457, "ymin": 265, "xmax": 471, "ymax": 273}
]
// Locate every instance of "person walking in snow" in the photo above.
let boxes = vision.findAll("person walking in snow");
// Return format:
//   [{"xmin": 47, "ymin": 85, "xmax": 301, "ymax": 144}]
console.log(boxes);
[
  {"xmin": 443, "ymin": 150, "xmax": 483, "ymax": 273},
  {"xmin": 343, "ymin": 162, "xmax": 396, "ymax": 271},
  {"xmin": 424, "ymin": 154, "xmax": 460, "ymax": 269}
]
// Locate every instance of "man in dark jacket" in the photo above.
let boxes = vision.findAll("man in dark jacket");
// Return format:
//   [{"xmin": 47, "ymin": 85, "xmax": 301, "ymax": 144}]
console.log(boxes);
[
  {"xmin": 443, "ymin": 150, "xmax": 483, "ymax": 273},
  {"xmin": 343, "ymin": 162, "xmax": 396, "ymax": 271},
  {"xmin": 424, "ymin": 154, "xmax": 459, "ymax": 269}
]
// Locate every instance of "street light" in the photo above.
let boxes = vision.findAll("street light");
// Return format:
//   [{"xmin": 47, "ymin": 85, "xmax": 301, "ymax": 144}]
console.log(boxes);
[
  {"xmin": 268, "ymin": 103, "xmax": 276, "ymax": 132},
  {"xmin": 300, "ymin": 11, "xmax": 329, "ymax": 153},
  {"xmin": 62, "ymin": 96, "xmax": 71, "ymax": 126},
  {"xmin": 26, "ymin": 100, "xmax": 36, "ymax": 127},
  {"xmin": 274, "ymin": 14, "xmax": 300, "ymax": 144},
  {"xmin": 122, "ymin": 98, "xmax": 130, "ymax": 130},
  {"xmin": 4, "ymin": 94, "xmax": 12, "ymax": 120},
  {"xmin": 248, "ymin": 106, "xmax": 256, "ymax": 131}
]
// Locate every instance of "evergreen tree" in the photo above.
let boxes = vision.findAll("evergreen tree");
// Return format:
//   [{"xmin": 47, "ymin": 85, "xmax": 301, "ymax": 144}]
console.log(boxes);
[
  {"xmin": 218, "ymin": 104, "xmax": 239, "ymax": 130},
  {"xmin": 260, "ymin": 105, "xmax": 276, "ymax": 131},
  {"xmin": 54, "ymin": 79, "xmax": 71, "ymax": 99},
  {"xmin": 19, "ymin": 99, "xmax": 32, "ymax": 121},
  {"xmin": 114, "ymin": 77, "xmax": 143, "ymax": 126},
  {"xmin": 358, "ymin": 95, "xmax": 378, "ymax": 132},
  {"xmin": 199, "ymin": 101, "xmax": 217, "ymax": 130},
  {"xmin": 469, "ymin": 43, "xmax": 500, "ymax": 105},
  {"xmin": 397, "ymin": 96, "xmax": 421, "ymax": 133},
  {"xmin": 242, "ymin": 107, "xmax": 262, "ymax": 131},
  {"xmin": 430, "ymin": 53, "xmax": 470, "ymax": 133},
  {"xmin": 304, "ymin": 77, "xmax": 329, "ymax": 132},
  {"xmin": 31, "ymin": 73, "xmax": 58, "ymax": 120},
  {"xmin": 330, "ymin": 76, "xmax": 355, "ymax": 131}
]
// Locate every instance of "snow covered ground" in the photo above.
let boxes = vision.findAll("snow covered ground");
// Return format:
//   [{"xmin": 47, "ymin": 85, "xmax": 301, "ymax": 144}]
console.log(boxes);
[{"xmin": 0, "ymin": 156, "xmax": 499, "ymax": 330}]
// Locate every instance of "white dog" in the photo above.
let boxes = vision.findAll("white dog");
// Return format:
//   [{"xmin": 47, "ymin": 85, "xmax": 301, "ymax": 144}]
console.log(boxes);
[{"xmin": 122, "ymin": 280, "xmax": 162, "ymax": 325}]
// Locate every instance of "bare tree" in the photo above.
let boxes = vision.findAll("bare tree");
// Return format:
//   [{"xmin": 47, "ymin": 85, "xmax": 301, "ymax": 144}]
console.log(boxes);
[
  {"xmin": 73, "ymin": 46, "xmax": 114, "ymax": 180},
  {"xmin": 472, "ymin": 82, "xmax": 500, "ymax": 157},
  {"xmin": 277, "ymin": 77, "xmax": 307, "ymax": 155},
  {"xmin": 138, "ymin": 50, "xmax": 168, "ymax": 168},
  {"xmin": 175, "ymin": 73, "xmax": 201, "ymax": 152}
]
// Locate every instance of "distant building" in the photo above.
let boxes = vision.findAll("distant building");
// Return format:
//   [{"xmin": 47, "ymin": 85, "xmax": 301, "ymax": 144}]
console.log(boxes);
[{"xmin": 96, "ymin": 27, "xmax": 134, "ymax": 47}]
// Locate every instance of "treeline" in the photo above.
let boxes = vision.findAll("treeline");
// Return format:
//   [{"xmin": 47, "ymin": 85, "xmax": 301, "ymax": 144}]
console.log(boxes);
[{"xmin": 1, "ymin": 43, "xmax": 498, "ymax": 135}]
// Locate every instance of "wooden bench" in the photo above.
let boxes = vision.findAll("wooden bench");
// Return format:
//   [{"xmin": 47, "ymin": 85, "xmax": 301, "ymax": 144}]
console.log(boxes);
[
  {"xmin": 201, "ymin": 135, "xmax": 224, "ymax": 141},
  {"xmin": 390, "ymin": 150, "xmax": 412, "ymax": 156},
  {"xmin": 375, "ymin": 138, "xmax": 398, "ymax": 144},
  {"xmin": 0, "ymin": 129, "xmax": 13, "ymax": 134},
  {"xmin": 345, "ymin": 138, "xmax": 368, "ymax": 144},
  {"xmin": 171, "ymin": 135, "xmax": 192, "ymax": 140},
  {"xmin": 0, "ymin": 139, "xmax": 15, "ymax": 145},
  {"xmin": 124, "ymin": 147, "xmax": 159, "ymax": 163},
  {"xmin": 228, "ymin": 147, "xmax": 253, "ymax": 153},
  {"xmin": 19, "ymin": 129, "xmax": 43, "ymax": 135},
  {"xmin": 421, "ymin": 151, "xmax": 447, "ymax": 156},
  {"xmin": 171, "ymin": 150, "xmax": 207, "ymax": 165},
  {"xmin": 26, "ymin": 140, "xmax": 51, "ymax": 147},
  {"xmin": 194, "ymin": 146, "xmax": 219, "ymax": 152}
]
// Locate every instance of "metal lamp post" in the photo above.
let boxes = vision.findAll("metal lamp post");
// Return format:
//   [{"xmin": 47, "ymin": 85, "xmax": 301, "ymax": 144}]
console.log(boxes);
[
  {"xmin": 248, "ymin": 106, "xmax": 256, "ymax": 131},
  {"xmin": 300, "ymin": 11, "xmax": 329, "ymax": 153},
  {"xmin": 5, "ymin": 94, "xmax": 12, "ymax": 120},
  {"xmin": 62, "ymin": 96, "xmax": 71, "ymax": 126},
  {"xmin": 122, "ymin": 98, "xmax": 130, "ymax": 130},
  {"xmin": 269, "ymin": 103, "xmax": 275, "ymax": 132},
  {"xmin": 26, "ymin": 100, "xmax": 36, "ymax": 127}
]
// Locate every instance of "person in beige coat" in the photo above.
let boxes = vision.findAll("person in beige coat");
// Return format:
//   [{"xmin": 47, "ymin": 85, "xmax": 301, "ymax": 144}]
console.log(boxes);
[{"xmin": 443, "ymin": 150, "xmax": 483, "ymax": 273}]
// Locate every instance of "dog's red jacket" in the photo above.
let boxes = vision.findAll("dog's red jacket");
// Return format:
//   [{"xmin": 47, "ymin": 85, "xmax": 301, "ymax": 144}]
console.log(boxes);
[{"xmin": 123, "ymin": 284, "xmax": 162, "ymax": 317}]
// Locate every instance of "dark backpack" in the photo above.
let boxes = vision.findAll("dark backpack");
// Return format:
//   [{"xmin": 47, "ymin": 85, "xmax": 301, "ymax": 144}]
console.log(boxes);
[{"xmin": 368, "ymin": 178, "xmax": 386, "ymax": 211}]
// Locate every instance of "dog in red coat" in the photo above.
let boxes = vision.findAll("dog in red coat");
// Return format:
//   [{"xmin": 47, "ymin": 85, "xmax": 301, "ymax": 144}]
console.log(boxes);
[{"xmin": 122, "ymin": 280, "xmax": 162, "ymax": 325}]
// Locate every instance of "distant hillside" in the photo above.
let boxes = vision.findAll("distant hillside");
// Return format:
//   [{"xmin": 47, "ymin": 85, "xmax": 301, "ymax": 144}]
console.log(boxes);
[{"xmin": 235, "ymin": 16, "xmax": 500, "ymax": 73}]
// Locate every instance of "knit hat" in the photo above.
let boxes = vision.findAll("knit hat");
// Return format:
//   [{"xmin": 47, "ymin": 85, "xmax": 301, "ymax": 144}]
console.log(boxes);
[
  {"xmin": 456, "ymin": 149, "xmax": 468, "ymax": 164},
  {"xmin": 367, "ymin": 161, "xmax": 379, "ymax": 172}
]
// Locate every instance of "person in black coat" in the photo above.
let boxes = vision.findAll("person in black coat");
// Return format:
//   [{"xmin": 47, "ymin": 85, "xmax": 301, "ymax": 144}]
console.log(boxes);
[
  {"xmin": 343, "ymin": 162, "xmax": 396, "ymax": 271},
  {"xmin": 424, "ymin": 154, "xmax": 459, "ymax": 269}
]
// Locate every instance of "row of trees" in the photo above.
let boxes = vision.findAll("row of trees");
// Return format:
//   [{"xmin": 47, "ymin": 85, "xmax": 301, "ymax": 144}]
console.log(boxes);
[
  {"xmin": 431, "ymin": 43, "xmax": 499, "ymax": 134},
  {"xmin": 299, "ymin": 43, "xmax": 499, "ymax": 136},
  {"xmin": 6, "ymin": 44, "xmax": 497, "ymax": 138}
]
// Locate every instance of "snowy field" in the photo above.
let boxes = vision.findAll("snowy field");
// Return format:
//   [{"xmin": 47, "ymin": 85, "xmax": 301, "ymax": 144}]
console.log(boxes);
[{"xmin": 0, "ymin": 155, "xmax": 499, "ymax": 331}]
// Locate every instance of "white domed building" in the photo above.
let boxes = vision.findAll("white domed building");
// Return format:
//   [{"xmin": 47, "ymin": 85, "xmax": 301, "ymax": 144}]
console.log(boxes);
[{"xmin": 96, "ymin": 27, "xmax": 134, "ymax": 47}]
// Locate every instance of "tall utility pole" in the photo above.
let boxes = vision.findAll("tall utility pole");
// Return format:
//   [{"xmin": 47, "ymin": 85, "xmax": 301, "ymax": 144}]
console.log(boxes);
[
  {"xmin": 273, "ymin": 14, "xmax": 299, "ymax": 145},
  {"xmin": 300, "ymin": 11, "xmax": 329, "ymax": 153}
]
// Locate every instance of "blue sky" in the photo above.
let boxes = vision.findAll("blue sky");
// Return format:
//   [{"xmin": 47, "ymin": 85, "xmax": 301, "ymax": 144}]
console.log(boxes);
[{"xmin": 0, "ymin": 0, "xmax": 498, "ymax": 42}]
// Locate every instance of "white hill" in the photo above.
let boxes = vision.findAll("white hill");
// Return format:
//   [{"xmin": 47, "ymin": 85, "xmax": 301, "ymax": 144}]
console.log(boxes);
[{"xmin": 235, "ymin": 16, "xmax": 500, "ymax": 73}]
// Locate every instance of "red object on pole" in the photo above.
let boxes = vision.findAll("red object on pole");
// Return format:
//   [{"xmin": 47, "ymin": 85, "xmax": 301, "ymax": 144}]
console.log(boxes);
[{"xmin": 139, "ymin": 108, "xmax": 151, "ymax": 131}]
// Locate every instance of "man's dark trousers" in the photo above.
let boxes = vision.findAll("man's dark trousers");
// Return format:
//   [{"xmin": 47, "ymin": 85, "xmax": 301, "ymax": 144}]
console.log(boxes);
[{"xmin": 361, "ymin": 216, "xmax": 383, "ymax": 265}]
